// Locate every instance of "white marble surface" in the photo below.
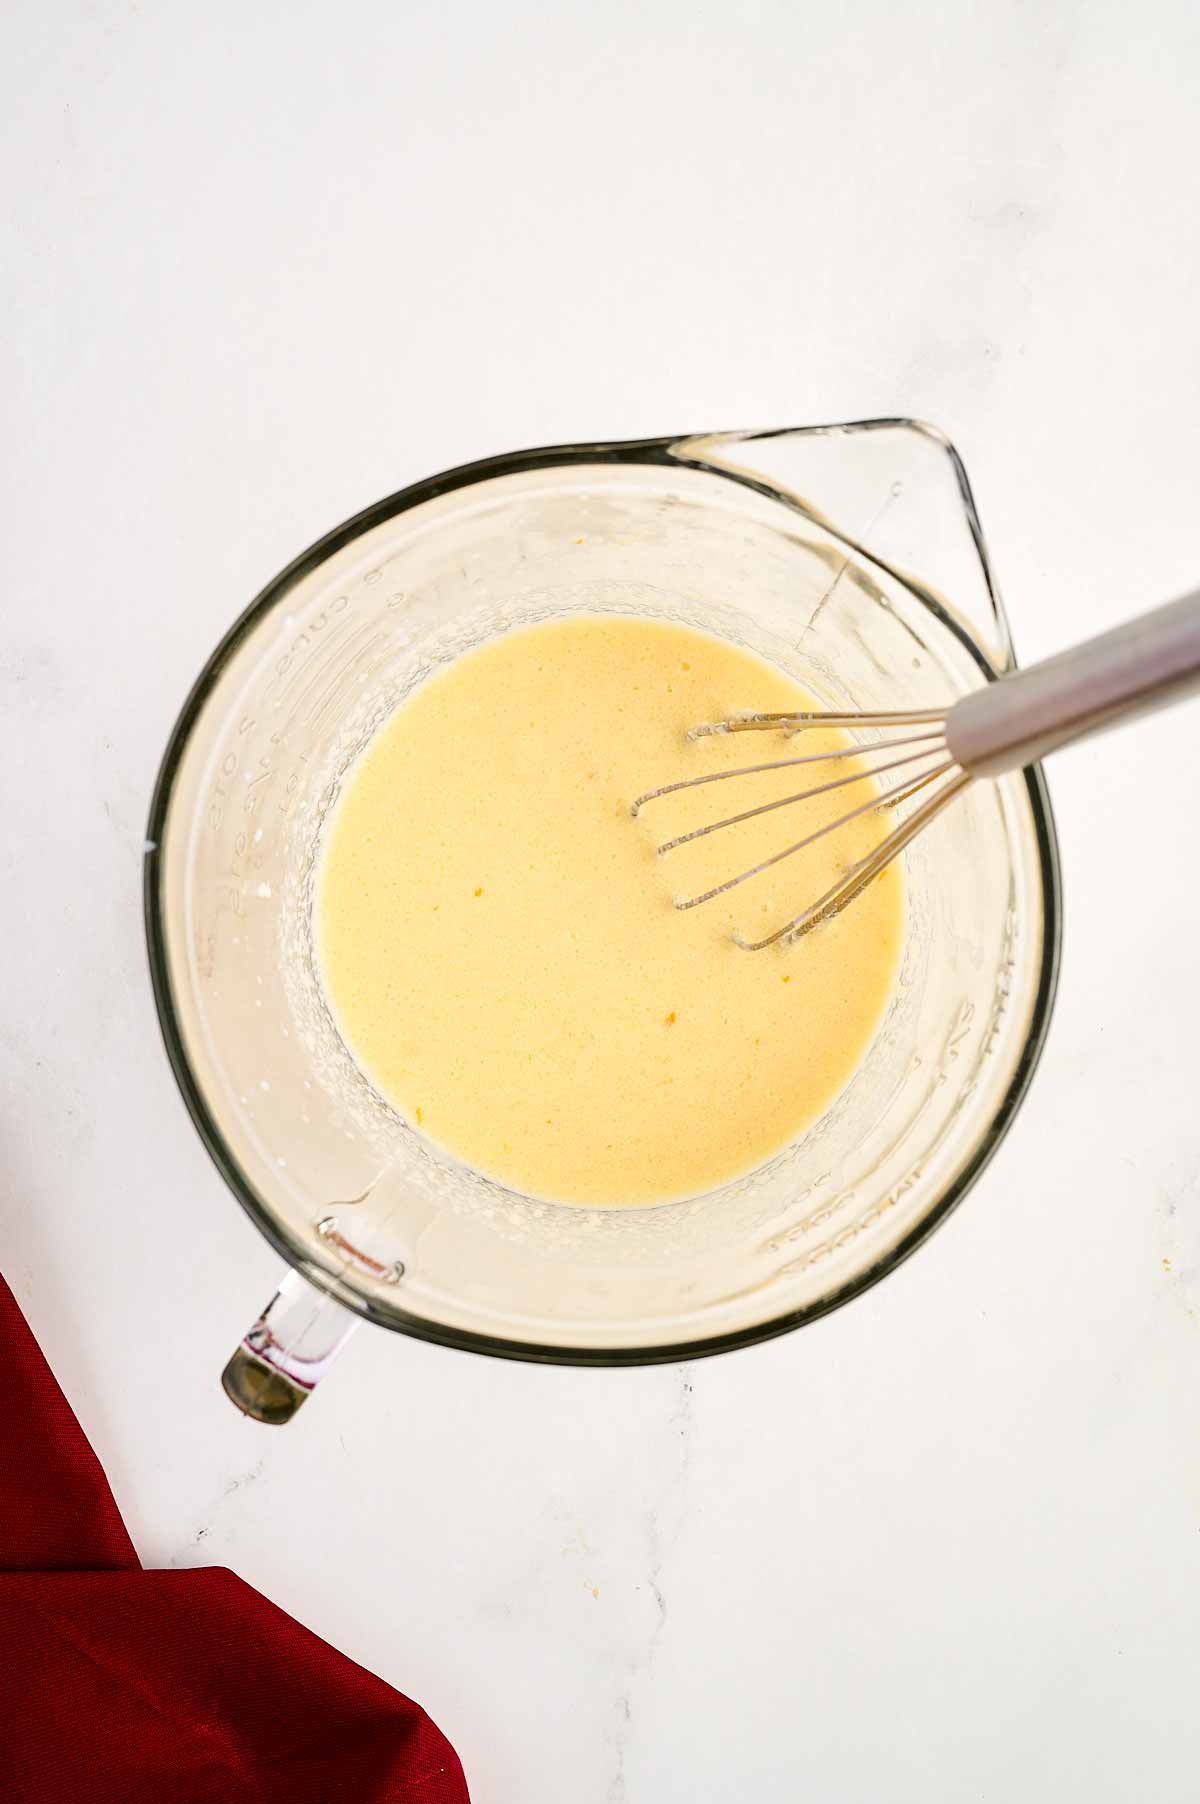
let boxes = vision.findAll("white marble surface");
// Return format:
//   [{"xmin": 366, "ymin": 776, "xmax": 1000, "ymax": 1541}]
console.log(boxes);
[{"xmin": 4, "ymin": 3, "xmax": 1200, "ymax": 1798}]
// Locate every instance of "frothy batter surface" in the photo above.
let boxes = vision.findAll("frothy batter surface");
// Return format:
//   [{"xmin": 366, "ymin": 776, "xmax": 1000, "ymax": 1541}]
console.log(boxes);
[{"xmin": 316, "ymin": 615, "xmax": 902, "ymax": 1205}]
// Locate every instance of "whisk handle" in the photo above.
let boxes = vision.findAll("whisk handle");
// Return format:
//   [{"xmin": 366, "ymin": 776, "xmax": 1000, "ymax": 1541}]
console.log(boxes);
[{"xmin": 945, "ymin": 588, "xmax": 1200, "ymax": 778}]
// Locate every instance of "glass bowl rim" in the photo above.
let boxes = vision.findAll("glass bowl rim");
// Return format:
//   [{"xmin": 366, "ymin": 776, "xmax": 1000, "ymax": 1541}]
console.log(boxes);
[{"xmin": 144, "ymin": 423, "xmax": 1062, "ymax": 1366}]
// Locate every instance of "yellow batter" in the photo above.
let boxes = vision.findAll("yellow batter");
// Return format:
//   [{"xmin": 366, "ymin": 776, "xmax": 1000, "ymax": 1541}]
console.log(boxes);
[{"xmin": 316, "ymin": 615, "xmax": 902, "ymax": 1206}]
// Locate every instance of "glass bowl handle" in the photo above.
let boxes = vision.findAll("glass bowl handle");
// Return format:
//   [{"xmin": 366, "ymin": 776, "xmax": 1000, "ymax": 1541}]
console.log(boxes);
[{"xmin": 221, "ymin": 1269, "xmax": 359, "ymax": 1424}]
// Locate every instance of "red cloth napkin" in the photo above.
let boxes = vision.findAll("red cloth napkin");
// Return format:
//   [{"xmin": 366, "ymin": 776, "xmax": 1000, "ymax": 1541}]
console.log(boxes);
[{"xmin": 0, "ymin": 1275, "xmax": 469, "ymax": 1802}]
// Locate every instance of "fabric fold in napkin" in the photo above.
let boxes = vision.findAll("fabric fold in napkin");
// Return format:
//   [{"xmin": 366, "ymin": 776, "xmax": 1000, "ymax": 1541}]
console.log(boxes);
[{"xmin": 0, "ymin": 1275, "xmax": 469, "ymax": 1802}]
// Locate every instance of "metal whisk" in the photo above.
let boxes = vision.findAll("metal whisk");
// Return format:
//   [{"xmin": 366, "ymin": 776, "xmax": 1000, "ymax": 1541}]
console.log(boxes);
[{"xmin": 632, "ymin": 589, "xmax": 1200, "ymax": 949}]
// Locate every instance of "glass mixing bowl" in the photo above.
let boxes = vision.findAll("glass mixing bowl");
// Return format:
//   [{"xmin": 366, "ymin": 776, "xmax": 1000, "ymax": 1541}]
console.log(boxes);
[{"xmin": 144, "ymin": 422, "xmax": 1060, "ymax": 1422}]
